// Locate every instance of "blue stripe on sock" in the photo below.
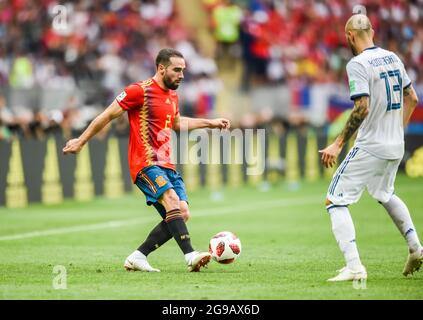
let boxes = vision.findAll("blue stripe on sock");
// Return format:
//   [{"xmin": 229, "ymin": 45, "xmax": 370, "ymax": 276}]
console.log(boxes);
[{"xmin": 405, "ymin": 228, "xmax": 415, "ymax": 236}]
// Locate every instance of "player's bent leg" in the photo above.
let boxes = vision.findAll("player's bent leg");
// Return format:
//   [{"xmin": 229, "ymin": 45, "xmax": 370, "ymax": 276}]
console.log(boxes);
[
  {"xmin": 380, "ymin": 194, "xmax": 423, "ymax": 276},
  {"xmin": 369, "ymin": 157, "xmax": 423, "ymax": 276},
  {"xmin": 159, "ymin": 189, "xmax": 211, "ymax": 272},
  {"xmin": 159, "ymin": 189, "xmax": 190, "ymax": 253},
  {"xmin": 324, "ymin": 148, "xmax": 373, "ymax": 281},
  {"xmin": 326, "ymin": 199, "xmax": 366, "ymax": 281},
  {"xmin": 126, "ymin": 169, "xmax": 202, "ymax": 273},
  {"xmin": 130, "ymin": 168, "xmax": 175, "ymax": 270},
  {"xmin": 178, "ymin": 204, "xmax": 211, "ymax": 271}
]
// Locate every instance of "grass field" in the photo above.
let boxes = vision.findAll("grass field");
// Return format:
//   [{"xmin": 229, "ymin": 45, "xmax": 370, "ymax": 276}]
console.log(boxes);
[{"xmin": 1, "ymin": 174, "xmax": 422, "ymax": 300}]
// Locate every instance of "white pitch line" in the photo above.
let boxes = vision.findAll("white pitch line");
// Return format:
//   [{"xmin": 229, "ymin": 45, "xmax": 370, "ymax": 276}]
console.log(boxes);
[
  {"xmin": 0, "ymin": 196, "xmax": 321, "ymax": 241},
  {"xmin": 0, "ymin": 218, "xmax": 153, "ymax": 241}
]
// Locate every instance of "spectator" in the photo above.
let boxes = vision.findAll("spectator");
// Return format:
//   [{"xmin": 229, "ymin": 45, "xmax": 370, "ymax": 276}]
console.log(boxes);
[
  {"xmin": 211, "ymin": 0, "xmax": 243, "ymax": 67},
  {"xmin": 9, "ymin": 50, "xmax": 34, "ymax": 89}
]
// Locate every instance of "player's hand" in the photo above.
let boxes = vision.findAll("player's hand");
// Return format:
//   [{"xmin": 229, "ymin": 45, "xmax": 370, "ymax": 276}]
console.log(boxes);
[
  {"xmin": 210, "ymin": 118, "xmax": 231, "ymax": 130},
  {"xmin": 319, "ymin": 143, "xmax": 342, "ymax": 168},
  {"xmin": 63, "ymin": 138, "xmax": 84, "ymax": 155}
]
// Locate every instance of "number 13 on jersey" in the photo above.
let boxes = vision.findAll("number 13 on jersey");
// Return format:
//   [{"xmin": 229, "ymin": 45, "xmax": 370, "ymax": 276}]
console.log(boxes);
[{"xmin": 380, "ymin": 69, "xmax": 402, "ymax": 112}]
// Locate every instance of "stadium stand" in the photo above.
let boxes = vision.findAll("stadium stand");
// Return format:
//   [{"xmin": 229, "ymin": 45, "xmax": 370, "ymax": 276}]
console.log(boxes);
[{"xmin": 0, "ymin": 0, "xmax": 422, "ymax": 206}]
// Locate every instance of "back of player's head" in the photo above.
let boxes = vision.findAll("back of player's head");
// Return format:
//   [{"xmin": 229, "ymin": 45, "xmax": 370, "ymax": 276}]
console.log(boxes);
[
  {"xmin": 345, "ymin": 14, "xmax": 373, "ymax": 38},
  {"xmin": 156, "ymin": 48, "xmax": 184, "ymax": 69}
]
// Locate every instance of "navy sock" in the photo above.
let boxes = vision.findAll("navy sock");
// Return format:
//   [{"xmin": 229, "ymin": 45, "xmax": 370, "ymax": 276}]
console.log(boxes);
[
  {"xmin": 165, "ymin": 208, "xmax": 194, "ymax": 254},
  {"xmin": 138, "ymin": 220, "xmax": 173, "ymax": 256}
]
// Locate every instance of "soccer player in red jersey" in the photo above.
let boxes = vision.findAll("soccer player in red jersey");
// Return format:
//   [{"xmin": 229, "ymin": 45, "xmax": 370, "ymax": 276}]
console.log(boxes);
[{"xmin": 63, "ymin": 48, "xmax": 230, "ymax": 272}]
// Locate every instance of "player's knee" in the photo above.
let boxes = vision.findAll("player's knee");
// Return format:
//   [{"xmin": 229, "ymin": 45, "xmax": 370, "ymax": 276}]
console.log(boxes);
[
  {"xmin": 160, "ymin": 189, "xmax": 180, "ymax": 210},
  {"xmin": 181, "ymin": 207, "xmax": 190, "ymax": 222},
  {"xmin": 180, "ymin": 201, "xmax": 190, "ymax": 222},
  {"xmin": 325, "ymin": 198, "xmax": 332, "ymax": 207}
]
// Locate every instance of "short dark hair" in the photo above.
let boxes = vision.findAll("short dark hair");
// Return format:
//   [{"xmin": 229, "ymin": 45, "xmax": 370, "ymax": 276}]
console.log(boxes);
[{"xmin": 155, "ymin": 48, "xmax": 184, "ymax": 69}]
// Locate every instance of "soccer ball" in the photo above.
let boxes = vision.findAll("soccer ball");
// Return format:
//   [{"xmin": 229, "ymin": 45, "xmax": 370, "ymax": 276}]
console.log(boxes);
[{"xmin": 208, "ymin": 231, "xmax": 241, "ymax": 264}]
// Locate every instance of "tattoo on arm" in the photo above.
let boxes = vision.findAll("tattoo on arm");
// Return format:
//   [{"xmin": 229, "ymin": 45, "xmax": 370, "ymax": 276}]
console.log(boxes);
[{"xmin": 339, "ymin": 96, "xmax": 369, "ymax": 144}]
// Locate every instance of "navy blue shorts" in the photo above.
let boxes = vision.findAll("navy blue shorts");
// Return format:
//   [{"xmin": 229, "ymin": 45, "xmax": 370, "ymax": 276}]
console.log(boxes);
[{"xmin": 135, "ymin": 165, "xmax": 188, "ymax": 219}]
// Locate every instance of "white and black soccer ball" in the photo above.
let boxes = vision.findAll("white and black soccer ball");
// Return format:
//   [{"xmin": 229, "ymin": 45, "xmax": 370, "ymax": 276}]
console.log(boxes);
[{"xmin": 208, "ymin": 231, "xmax": 241, "ymax": 264}]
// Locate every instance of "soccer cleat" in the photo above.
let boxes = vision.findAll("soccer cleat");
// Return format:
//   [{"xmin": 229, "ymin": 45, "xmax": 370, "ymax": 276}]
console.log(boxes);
[
  {"xmin": 327, "ymin": 265, "xmax": 367, "ymax": 282},
  {"xmin": 187, "ymin": 251, "xmax": 212, "ymax": 272},
  {"xmin": 124, "ymin": 251, "xmax": 160, "ymax": 272},
  {"xmin": 403, "ymin": 248, "xmax": 423, "ymax": 277}
]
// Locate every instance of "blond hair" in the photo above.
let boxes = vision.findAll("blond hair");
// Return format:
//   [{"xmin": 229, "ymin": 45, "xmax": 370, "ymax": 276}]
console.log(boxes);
[{"xmin": 345, "ymin": 14, "xmax": 373, "ymax": 38}]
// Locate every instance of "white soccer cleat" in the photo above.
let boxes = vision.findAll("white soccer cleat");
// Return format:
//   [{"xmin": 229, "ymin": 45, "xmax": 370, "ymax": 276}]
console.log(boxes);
[
  {"xmin": 187, "ymin": 251, "xmax": 212, "ymax": 272},
  {"xmin": 124, "ymin": 250, "xmax": 160, "ymax": 272},
  {"xmin": 327, "ymin": 265, "xmax": 367, "ymax": 282},
  {"xmin": 403, "ymin": 248, "xmax": 423, "ymax": 277}
]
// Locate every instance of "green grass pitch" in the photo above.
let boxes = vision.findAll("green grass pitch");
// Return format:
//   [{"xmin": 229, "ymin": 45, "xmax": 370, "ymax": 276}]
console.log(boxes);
[{"xmin": 0, "ymin": 175, "xmax": 422, "ymax": 300}]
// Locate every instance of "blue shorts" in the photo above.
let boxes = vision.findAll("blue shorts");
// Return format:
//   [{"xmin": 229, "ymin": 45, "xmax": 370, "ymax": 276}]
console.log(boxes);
[{"xmin": 135, "ymin": 165, "xmax": 188, "ymax": 219}]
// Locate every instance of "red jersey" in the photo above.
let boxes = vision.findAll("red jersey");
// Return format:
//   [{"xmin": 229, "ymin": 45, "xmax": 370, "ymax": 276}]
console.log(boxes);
[{"xmin": 116, "ymin": 78, "xmax": 179, "ymax": 182}]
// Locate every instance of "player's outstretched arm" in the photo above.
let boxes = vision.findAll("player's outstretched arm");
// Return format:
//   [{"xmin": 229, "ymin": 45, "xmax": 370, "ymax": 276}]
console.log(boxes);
[
  {"xmin": 403, "ymin": 85, "xmax": 418, "ymax": 127},
  {"xmin": 62, "ymin": 100, "xmax": 124, "ymax": 155},
  {"xmin": 173, "ymin": 115, "xmax": 230, "ymax": 131},
  {"xmin": 319, "ymin": 96, "xmax": 369, "ymax": 168}
]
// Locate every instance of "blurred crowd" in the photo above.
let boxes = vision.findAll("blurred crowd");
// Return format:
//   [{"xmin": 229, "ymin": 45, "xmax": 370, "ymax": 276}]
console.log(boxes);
[
  {"xmin": 0, "ymin": 0, "xmax": 221, "ymax": 141},
  {"xmin": 206, "ymin": 0, "xmax": 422, "ymax": 123},
  {"xmin": 0, "ymin": 0, "xmax": 422, "ymax": 179},
  {"xmin": 203, "ymin": 0, "xmax": 423, "ymax": 179},
  {"xmin": 206, "ymin": 0, "xmax": 422, "ymax": 86}
]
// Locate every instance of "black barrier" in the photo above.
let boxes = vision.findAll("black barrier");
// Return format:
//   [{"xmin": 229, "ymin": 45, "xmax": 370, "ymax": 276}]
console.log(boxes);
[
  {"xmin": 405, "ymin": 135, "xmax": 423, "ymax": 158},
  {"xmin": 55, "ymin": 133, "xmax": 76, "ymax": 199},
  {"xmin": 0, "ymin": 140, "xmax": 11, "ymax": 206},
  {"xmin": 1, "ymin": 131, "xmax": 422, "ymax": 207},
  {"xmin": 88, "ymin": 137, "xmax": 108, "ymax": 196},
  {"xmin": 314, "ymin": 125, "xmax": 329, "ymax": 178},
  {"xmin": 19, "ymin": 136, "xmax": 47, "ymax": 203},
  {"xmin": 117, "ymin": 136, "xmax": 133, "ymax": 193},
  {"xmin": 403, "ymin": 134, "xmax": 423, "ymax": 171}
]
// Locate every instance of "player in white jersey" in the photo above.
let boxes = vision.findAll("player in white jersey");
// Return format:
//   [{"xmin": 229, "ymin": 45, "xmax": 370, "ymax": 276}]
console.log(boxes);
[{"xmin": 319, "ymin": 14, "xmax": 422, "ymax": 281}]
